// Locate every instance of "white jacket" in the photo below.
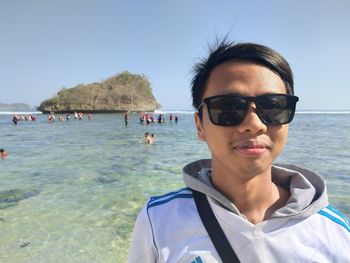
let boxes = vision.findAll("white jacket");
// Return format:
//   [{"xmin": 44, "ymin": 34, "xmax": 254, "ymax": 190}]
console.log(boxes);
[{"xmin": 129, "ymin": 160, "xmax": 350, "ymax": 263}]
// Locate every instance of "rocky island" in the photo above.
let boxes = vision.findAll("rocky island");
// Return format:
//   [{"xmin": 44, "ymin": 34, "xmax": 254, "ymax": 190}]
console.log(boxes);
[{"xmin": 37, "ymin": 71, "xmax": 159, "ymax": 113}]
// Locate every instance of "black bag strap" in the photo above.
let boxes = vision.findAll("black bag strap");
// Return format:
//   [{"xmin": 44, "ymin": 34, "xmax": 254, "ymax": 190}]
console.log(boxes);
[{"xmin": 192, "ymin": 189, "xmax": 240, "ymax": 263}]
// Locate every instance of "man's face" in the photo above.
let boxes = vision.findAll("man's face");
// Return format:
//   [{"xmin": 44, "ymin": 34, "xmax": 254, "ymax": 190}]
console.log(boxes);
[{"xmin": 195, "ymin": 61, "xmax": 289, "ymax": 179}]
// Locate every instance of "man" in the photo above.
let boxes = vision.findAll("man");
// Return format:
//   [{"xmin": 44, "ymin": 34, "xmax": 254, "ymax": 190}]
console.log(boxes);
[
  {"xmin": 125, "ymin": 111, "xmax": 129, "ymax": 126},
  {"xmin": 0, "ymin": 148, "xmax": 7, "ymax": 158},
  {"xmin": 129, "ymin": 40, "xmax": 350, "ymax": 262}
]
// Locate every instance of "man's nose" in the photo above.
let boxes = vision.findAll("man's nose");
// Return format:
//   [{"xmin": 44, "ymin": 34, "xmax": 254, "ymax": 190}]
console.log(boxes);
[{"xmin": 237, "ymin": 103, "xmax": 267, "ymax": 134}]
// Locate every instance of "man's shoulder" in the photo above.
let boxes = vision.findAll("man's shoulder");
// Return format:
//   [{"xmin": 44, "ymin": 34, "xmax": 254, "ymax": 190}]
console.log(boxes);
[
  {"xmin": 147, "ymin": 187, "xmax": 194, "ymax": 210},
  {"xmin": 317, "ymin": 205, "xmax": 350, "ymax": 233}
]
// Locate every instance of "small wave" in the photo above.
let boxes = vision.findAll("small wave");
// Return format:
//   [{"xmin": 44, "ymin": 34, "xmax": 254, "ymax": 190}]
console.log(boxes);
[
  {"xmin": 296, "ymin": 111, "xmax": 350, "ymax": 115},
  {"xmin": 0, "ymin": 111, "xmax": 43, "ymax": 115},
  {"xmin": 154, "ymin": 109, "xmax": 195, "ymax": 115}
]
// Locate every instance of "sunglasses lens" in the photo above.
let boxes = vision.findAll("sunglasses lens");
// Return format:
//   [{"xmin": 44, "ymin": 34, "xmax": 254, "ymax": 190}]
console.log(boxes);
[
  {"xmin": 257, "ymin": 95, "xmax": 297, "ymax": 125},
  {"xmin": 208, "ymin": 97, "xmax": 247, "ymax": 126},
  {"xmin": 203, "ymin": 94, "xmax": 298, "ymax": 126}
]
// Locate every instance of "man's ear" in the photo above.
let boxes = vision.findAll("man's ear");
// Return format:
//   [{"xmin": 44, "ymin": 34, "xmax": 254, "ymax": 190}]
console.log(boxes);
[{"xmin": 194, "ymin": 112, "xmax": 206, "ymax": 141}]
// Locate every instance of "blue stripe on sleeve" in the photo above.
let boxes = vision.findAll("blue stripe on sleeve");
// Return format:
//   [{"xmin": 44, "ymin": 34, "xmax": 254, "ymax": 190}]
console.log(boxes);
[
  {"xmin": 148, "ymin": 193, "xmax": 193, "ymax": 209},
  {"xmin": 149, "ymin": 187, "xmax": 190, "ymax": 202},
  {"xmin": 318, "ymin": 210, "xmax": 350, "ymax": 233},
  {"xmin": 326, "ymin": 205, "xmax": 350, "ymax": 226}
]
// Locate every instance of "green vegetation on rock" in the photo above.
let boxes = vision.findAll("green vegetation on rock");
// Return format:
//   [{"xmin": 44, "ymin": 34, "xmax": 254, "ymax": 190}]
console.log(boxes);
[{"xmin": 37, "ymin": 71, "xmax": 160, "ymax": 113}]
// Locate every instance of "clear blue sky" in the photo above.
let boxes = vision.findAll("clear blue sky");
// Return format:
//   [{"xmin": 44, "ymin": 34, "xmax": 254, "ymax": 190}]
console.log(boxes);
[{"xmin": 1, "ymin": 0, "xmax": 349, "ymax": 110}]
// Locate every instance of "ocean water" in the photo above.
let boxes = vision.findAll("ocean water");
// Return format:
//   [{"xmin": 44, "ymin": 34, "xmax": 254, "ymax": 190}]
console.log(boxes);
[{"xmin": 0, "ymin": 111, "xmax": 349, "ymax": 262}]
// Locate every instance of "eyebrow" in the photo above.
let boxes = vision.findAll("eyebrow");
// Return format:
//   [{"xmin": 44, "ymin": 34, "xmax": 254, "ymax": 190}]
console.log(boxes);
[
  {"xmin": 207, "ymin": 91, "xmax": 287, "ymax": 98},
  {"xmin": 207, "ymin": 91, "xmax": 242, "ymax": 97}
]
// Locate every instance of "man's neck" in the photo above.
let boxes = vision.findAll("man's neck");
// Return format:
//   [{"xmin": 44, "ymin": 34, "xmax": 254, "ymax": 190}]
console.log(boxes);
[{"xmin": 211, "ymin": 164, "xmax": 290, "ymax": 224}]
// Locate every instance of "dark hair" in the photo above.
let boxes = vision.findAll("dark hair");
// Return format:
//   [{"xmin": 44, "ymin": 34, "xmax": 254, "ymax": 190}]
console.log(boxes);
[{"xmin": 191, "ymin": 39, "xmax": 294, "ymax": 109}]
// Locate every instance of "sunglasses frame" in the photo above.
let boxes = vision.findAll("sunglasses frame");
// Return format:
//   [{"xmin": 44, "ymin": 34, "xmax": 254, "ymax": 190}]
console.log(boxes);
[{"xmin": 198, "ymin": 93, "xmax": 299, "ymax": 126}]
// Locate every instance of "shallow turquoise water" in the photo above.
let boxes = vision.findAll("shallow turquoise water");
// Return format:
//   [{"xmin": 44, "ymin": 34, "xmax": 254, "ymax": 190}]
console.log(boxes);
[{"xmin": 0, "ymin": 111, "xmax": 349, "ymax": 262}]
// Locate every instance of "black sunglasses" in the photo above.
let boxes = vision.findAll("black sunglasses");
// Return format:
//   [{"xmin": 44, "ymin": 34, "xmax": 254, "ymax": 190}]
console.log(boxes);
[{"xmin": 198, "ymin": 94, "xmax": 299, "ymax": 126}]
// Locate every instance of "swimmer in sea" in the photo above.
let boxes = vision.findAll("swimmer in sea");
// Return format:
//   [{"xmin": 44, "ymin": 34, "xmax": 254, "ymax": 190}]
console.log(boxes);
[
  {"xmin": 144, "ymin": 132, "xmax": 150, "ymax": 144},
  {"xmin": 12, "ymin": 115, "xmax": 18, "ymax": 125},
  {"xmin": 1, "ymin": 148, "xmax": 7, "ymax": 159},
  {"xmin": 124, "ymin": 112, "xmax": 129, "ymax": 126},
  {"xmin": 150, "ymin": 133, "xmax": 155, "ymax": 144}
]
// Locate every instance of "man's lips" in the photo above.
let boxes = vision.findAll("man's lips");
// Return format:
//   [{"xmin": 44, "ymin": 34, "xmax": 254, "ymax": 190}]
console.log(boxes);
[{"xmin": 233, "ymin": 140, "xmax": 270, "ymax": 156}]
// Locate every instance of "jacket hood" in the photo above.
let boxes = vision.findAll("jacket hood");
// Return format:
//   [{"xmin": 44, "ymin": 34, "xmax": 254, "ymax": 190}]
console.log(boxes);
[{"xmin": 183, "ymin": 159, "xmax": 328, "ymax": 219}]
